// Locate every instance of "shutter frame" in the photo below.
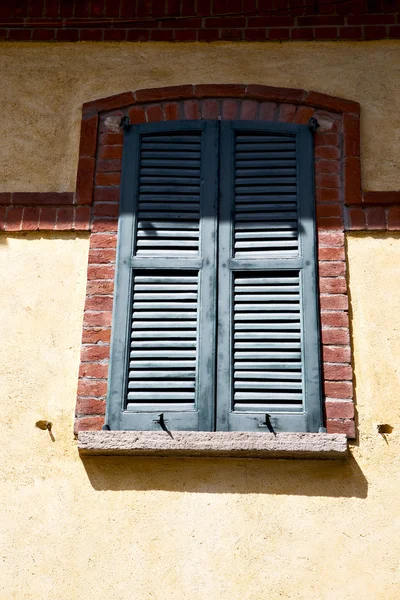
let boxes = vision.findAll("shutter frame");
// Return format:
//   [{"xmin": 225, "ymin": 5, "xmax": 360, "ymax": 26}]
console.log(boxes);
[
  {"xmin": 216, "ymin": 120, "xmax": 323, "ymax": 433},
  {"xmin": 106, "ymin": 121, "xmax": 219, "ymax": 431}
]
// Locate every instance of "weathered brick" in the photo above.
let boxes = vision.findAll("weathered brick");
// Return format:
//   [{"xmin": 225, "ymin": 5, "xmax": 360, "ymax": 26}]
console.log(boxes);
[
  {"xmin": 74, "ymin": 416, "xmax": 104, "ymax": 434},
  {"xmin": 316, "ymin": 173, "xmax": 341, "ymax": 189},
  {"xmin": 93, "ymin": 203, "xmax": 119, "ymax": 218},
  {"xmin": 240, "ymin": 100, "xmax": 258, "ymax": 120},
  {"xmin": 319, "ymin": 277, "xmax": 347, "ymax": 294},
  {"xmin": 87, "ymin": 265, "xmax": 115, "ymax": 280},
  {"xmin": 85, "ymin": 296, "xmax": 114, "ymax": 311},
  {"xmin": 315, "ymin": 160, "xmax": 340, "ymax": 174},
  {"xmin": 315, "ymin": 132, "xmax": 340, "ymax": 146},
  {"xmin": 99, "ymin": 145, "xmax": 123, "ymax": 160},
  {"xmin": 86, "ymin": 281, "xmax": 114, "ymax": 297},
  {"xmin": 39, "ymin": 207, "xmax": 57, "ymax": 230},
  {"xmin": 326, "ymin": 418, "xmax": 356, "ymax": 438},
  {"xmin": 325, "ymin": 401, "xmax": 354, "ymax": 418},
  {"xmin": 321, "ymin": 328, "xmax": 350, "ymax": 345},
  {"xmin": 319, "ymin": 261, "xmax": 345, "ymax": 277},
  {"xmin": 76, "ymin": 157, "xmax": 95, "ymax": 205},
  {"xmin": 366, "ymin": 206, "xmax": 386, "ymax": 230},
  {"xmin": 259, "ymin": 102, "xmax": 277, "ymax": 121},
  {"xmin": 95, "ymin": 172, "xmax": 121, "ymax": 187},
  {"xmin": 79, "ymin": 363, "xmax": 109, "ymax": 379},
  {"xmin": 5, "ymin": 207, "xmax": 23, "ymax": 231},
  {"xmin": 76, "ymin": 398, "xmax": 106, "ymax": 415},
  {"xmin": 201, "ymin": 99, "xmax": 219, "ymax": 119},
  {"xmin": 96, "ymin": 159, "xmax": 122, "ymax": 173},
  {"xmin": 318, "ymin": 231, "xmax": 345, "ymax": 247},
  {"xmin": 77, "ymin": 379, "xmax": 108, "ymax": 397},
  {"xmin": 135, "ymin": 85, "xmax": 193, "ymax": 103},
  {"xmin": 194, "ymin": 84, "xmax": 246, "ymax": 98},
  {"xmin": 93, "ymin": 188, "xmax": 120, "ymax": 202},
  {"xmin": 55, "ymin": 207, "xmax": 74, "ymax": 230},
  {"xmin": 83, "ymin": 311, "xmax": 113, "ymax": 327},
  {"xmin": 319, "ymin": 294, "xmax": 349, "ymax": 310},
  {"xmin": 316, "ymin": 188, "xmax": 341, "ymax": 203},
  {"xmin": 79, "ymin": 114, "xmax": 98, "ymax": 157},
  {"xmin": 343, "ymin": 113, "xmax": 360, "ymax": 157},
  {"xmin": 387, "ymin": 206, "xmax": 400, "ymax": 231},
  {"xmin": 83, "ymin": 91, "xmax": 135, "ymax": 115},
  {"xmin": 88, "ymin": 248, "xmax": 116, "ymax": 264},
  {"xmin": 81, "ymin": 345, "xmax": 110, "ymax": 362},
  {"xmin": 320, "ymin": 311, "xmax": 349, "ymax": 327},
  {"xmin": 278, "ymin": 103, "xmax": 296, "ymax": 123},
  {"xmin": 246, "ymin": 84, "xmax": 305, "ymax": 104},
  {"xmin": 146, "ymin": 104, "xmax": 164, "ymax": 122},
  {"xmin": 183, "ymin": 99, "xmax": 200, "ymax": 119},
  {"xmin": 323, "ymin": 364, "xmax": 353, "ymax": 380},
  {"xmin": 315, "ymin": 146, "xmax": 341, "ymax": 160},
  {"xmin": 89, "ymin": 233, "xmax": 117, "ymax": 249},
  {"xmin": 323, "ymin": 345, "xmax": 351, "ymax": 362},
  {"xmin": 305, "ymin": 91, "xmax": 360, "ymax": 115},
  {"xmin": 164, "ymin": 102, "xmax": 180, "ymax": 120},
  {"xmin": 316, "ymin": 204, "xmax": 342, "ymax": 218},
  {"xmin": 363, "ymin": 191, "xmax": 400, "ymax": 205},
  {"xmin": 294, "ymin": 106, "xmax": 314, "ymax": 124},
  {"xmin": 22, "ymin": 206, "xmax": 40, "ymax": 231},
  {"xmin": 344, "ymin": 156, "xmax": 362, "ymax": 204},
  {"xmin": 222, "ymin": 100, "xmax": 239, "ymax": 119},
  {"xmin": 347, "ymin": 207, "xmax": 366, "ymax": 230},
  {"xmin": 324, "ymin": 381, "xmax": 353, "ymax": 398},
  {"xmin": 318, "ymin": 247, "xmax": 345, "ymax": 261},
  {"xmin": 128, "ymin": 105, "xmax": 147, "ymax": 124},
  {"xmin": 91, "ymin": 218, "xmax": 118, "ymax": 233},
  {"xmin": 81, "ymin": 327, "xmax": 112, "ymax": 344},
  {"xmin": 75, "ymin": 206, "xmax": 91, "ymax": 231},
  {"xmin": 100, "ymin": 132, "xmax": 123, "ymax": 146}
]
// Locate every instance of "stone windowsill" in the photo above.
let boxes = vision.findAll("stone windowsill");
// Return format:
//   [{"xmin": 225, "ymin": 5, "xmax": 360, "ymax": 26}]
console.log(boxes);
[{"xmin": 78, "ymin": 431, "xmax": 348, "ymax": 460}]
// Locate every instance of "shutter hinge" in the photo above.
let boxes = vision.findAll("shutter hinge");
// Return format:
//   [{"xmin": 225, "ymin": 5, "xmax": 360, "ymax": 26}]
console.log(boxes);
[
  {"xmin": 120, "ymin": 116, "xmax": 131, "ymax": 131},
  {"xmin": 308, "ymin": 117, "xmax": 320, "ymax": 134},
  {"xmin": 102, "ymin": 423, "xmax": 111, "ymax": 431},
  {"xmin": 318, "ymin": 426, "xmax": 327, "ymax": 433}
]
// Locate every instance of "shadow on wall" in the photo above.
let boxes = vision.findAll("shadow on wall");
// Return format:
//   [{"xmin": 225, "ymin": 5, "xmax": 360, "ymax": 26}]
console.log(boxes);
[{"xmin": 81, "ymin": 453, "xmax": 367, "ymax": 499}]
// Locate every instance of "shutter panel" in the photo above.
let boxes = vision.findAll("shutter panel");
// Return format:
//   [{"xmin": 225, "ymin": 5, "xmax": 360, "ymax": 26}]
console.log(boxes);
[
  {"xmin": 217, "ymin": 121, "xmax": 323, "ymax": 433},
  {"xmin": 107, "ymin": 121, "xmax": 218, "ymax": 431}
]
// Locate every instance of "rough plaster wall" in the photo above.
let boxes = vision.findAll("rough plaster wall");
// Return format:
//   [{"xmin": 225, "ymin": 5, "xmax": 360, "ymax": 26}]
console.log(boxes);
[
  {"xmin": 0, "ymin": 41, "xmax": 399, "ymax": 193},
  {"xmin": 0, "ymin": 232, "xmax": 399, "ymax": 600}
]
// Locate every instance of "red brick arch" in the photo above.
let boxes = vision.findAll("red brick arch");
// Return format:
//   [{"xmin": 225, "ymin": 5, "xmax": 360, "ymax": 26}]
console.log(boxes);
[{"xmin": 75, "ymin": 84, "xmax": 361, "ymax": 437}]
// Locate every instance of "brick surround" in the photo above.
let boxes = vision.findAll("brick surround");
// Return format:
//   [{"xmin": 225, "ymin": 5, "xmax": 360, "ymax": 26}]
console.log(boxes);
[
  {"xmin": 0, "ymin": 1, "xmax": 400, "ymax": 42},
  {"xmin": 74, "ymin": 84, "xmax": 365, "ymax": 438}
]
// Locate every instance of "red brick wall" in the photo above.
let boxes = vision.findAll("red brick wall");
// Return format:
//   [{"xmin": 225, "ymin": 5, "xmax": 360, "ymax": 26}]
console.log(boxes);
[
  {"xmin": 74, "ymin": 84, "xmax": 362, "ymax": 438},
  {"xmin": 0, "ymin": 1, "xmax": 399, "ymax": 42}
]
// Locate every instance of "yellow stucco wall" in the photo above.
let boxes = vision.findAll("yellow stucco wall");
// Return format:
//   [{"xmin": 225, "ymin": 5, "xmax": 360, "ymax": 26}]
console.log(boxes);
[
  {"xmin": 0, "ymin": 231, "xmax": 399, "ymax": 599},
  {"xmin": 0, "ymin": 41, "xmax": 400, "ymax": 193}
]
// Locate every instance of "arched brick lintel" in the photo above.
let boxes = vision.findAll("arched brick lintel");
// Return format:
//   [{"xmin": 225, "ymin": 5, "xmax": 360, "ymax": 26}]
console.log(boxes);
[{"xmin": 82, "ymin": 84, "xmax": 361, "ymax": 117}]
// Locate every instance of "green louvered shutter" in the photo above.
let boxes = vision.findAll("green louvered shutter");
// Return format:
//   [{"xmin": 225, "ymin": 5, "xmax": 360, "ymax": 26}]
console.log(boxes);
[
  {"xmin": 216, "ymin": 121, "xmax": 323, "ymax": 433},
  {"xmin": 107, "ymin": 121, "xmax": 218, "ymax": 431}
]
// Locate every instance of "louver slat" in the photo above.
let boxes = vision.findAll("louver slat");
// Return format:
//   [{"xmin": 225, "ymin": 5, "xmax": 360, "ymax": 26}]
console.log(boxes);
[
  {"xmin": 135, "ymin": 131, "xmax": 203, "ymax": 257},
  {"xmin": 234, "ymin": 131, "xmax": 298, "ymax": 258}
]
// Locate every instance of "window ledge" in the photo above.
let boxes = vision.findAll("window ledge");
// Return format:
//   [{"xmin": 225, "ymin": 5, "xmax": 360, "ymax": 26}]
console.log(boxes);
[{"xmin": 78, "ymin": 431, "xmax": 348, "ymax": 460}]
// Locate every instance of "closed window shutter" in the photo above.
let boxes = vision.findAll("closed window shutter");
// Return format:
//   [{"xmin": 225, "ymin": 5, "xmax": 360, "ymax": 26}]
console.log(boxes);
[
  {"xmin": 107, "ymin": 121, "xmax": 219, "ymax": 431},
  {"xmin": 216, "ymin": 121, "xmax": 323, "ymax": 433}
]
